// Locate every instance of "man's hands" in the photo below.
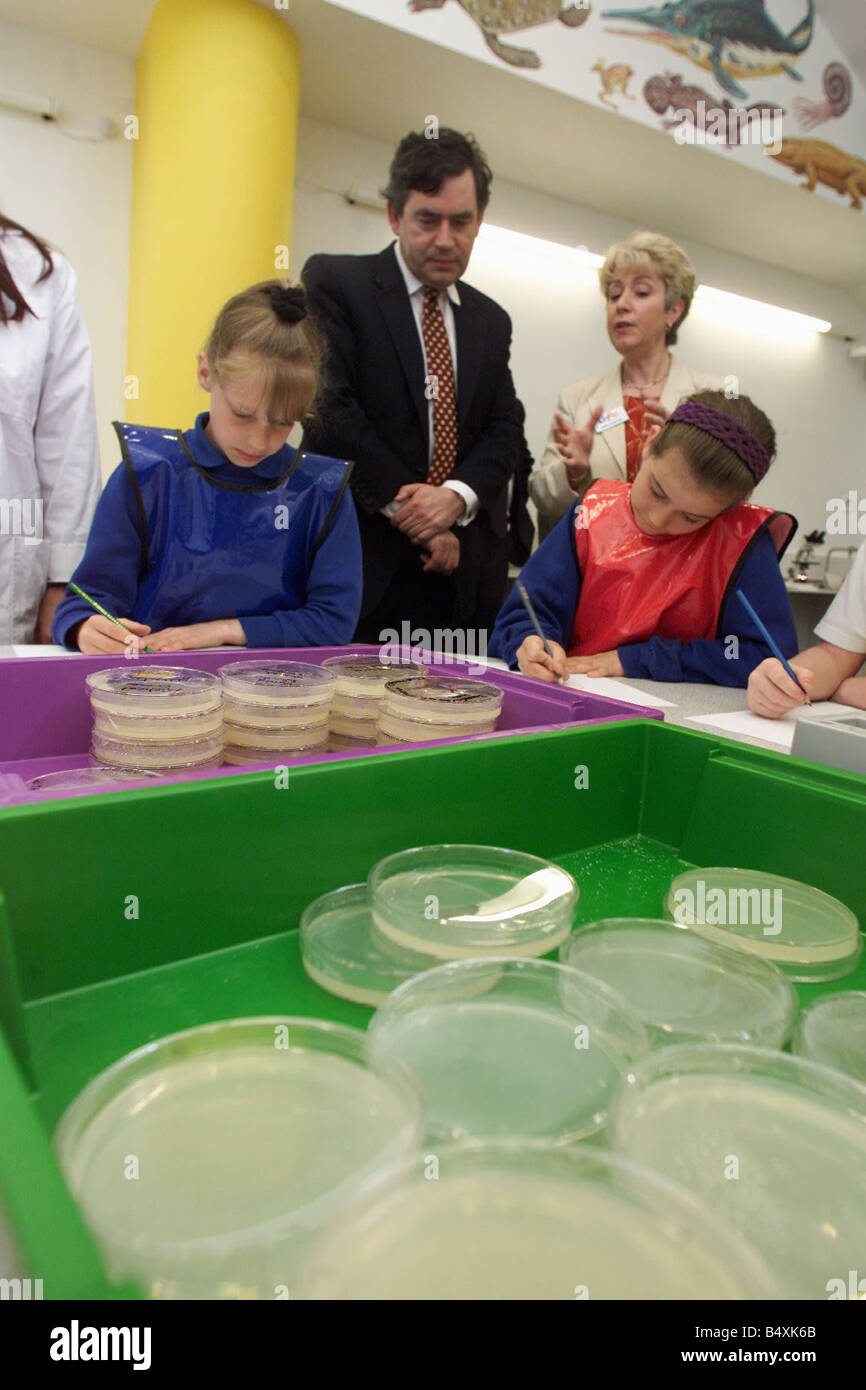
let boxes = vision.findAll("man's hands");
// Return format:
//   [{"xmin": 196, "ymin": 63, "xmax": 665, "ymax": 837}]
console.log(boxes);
[
  {"xmin": 392, "ymin": 483, "xmax": 465, "ymax": 544},
  {"xmin": 421, "ymin": 531, "xmax": 460, "ymax": 575}
]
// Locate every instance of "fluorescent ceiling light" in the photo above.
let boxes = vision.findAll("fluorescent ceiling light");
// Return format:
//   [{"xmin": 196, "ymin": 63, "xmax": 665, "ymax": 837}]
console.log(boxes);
[
  {"xmin": 694, "ymin": 284, "xmax": 830, "ymax": 335},
  {"xmin": 480, "ymin": 223, "xmax": 602, "ymax": 270},
  {"xmin": 481, "ymin": 224, "xmax": 830, "ymax": 334}
]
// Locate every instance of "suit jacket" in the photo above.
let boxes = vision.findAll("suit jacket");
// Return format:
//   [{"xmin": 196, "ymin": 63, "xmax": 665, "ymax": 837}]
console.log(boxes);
[
  {"xmin": 529, "ymin": 354, "xmax": 724, "ymax": 540},
  {"xmin": 302, "ymin": 244, "xmax": 521, "ymax": 615}
]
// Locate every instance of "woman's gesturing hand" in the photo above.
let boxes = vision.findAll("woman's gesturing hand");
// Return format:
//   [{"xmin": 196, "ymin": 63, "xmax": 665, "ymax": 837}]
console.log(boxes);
[{"xmin": 553, "ymin": 406, "xmax": 604, "ymax": 491}]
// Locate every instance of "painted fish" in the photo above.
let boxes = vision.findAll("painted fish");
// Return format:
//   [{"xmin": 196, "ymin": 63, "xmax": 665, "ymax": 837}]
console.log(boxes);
[{"xmin": 602, "ymin": 0, "xmax": 815, "ymax": 100}]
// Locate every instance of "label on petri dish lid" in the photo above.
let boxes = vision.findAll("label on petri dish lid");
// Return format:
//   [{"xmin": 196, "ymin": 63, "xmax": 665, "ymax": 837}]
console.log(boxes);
[
  {"xmin": 384, "ymin": 676, "xmax": 502, "ymax": 712},
  {"xmin": 323, "ymin": 655, "xmax": 426, "ymax": 683},
  {"xmin": 219, "ymin": 661, "xmax": 336, "ymax": 706},
  {"xmin": 87, "ymin": 666, "xmax": 222, "ymax": 711}
]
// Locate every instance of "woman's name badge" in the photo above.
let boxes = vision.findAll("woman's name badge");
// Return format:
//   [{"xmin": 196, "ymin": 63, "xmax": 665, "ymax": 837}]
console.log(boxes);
[{"xmin": 595, "ymin": 407, "xmax": 629, "ymax": 434}]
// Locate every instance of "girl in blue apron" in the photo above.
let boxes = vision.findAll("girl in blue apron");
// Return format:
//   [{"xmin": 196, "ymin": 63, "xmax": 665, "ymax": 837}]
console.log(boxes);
[{"xmin": 52, "ymin": 281, "xmax": 362, "ymax": 652}]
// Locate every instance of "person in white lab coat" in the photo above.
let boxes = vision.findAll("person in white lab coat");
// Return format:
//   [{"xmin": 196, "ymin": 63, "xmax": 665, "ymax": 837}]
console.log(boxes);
[{"xmin": 0, "ymin": 213, "xmax": 101, "ymax": 643}]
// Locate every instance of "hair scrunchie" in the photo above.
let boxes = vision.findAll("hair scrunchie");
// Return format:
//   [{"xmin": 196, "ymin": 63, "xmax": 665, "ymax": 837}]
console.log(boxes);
[
  {"xmin": 265, "ymin": 284, "xmax": 307, "ymax": 324},
  {"xmin": 668, "ymin": 401, "xmax": 770, "ymax": 483}
]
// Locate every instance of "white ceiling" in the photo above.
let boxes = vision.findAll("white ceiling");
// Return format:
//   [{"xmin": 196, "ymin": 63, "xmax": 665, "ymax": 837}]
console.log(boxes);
[{"xmin": 2, "ymin": 0, "xmax": 864, "ymax": 308}]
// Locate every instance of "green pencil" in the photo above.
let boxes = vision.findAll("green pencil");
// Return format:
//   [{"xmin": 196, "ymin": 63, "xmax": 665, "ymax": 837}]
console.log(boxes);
[{"xmin": 68, "ymin": 582, "xmax": 155, "ymax": 653}]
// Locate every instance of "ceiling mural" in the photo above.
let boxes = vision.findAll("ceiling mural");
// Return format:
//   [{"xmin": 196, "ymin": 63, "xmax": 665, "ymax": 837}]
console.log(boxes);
[{"xmin": 326, "ymin": 0, "xmax": 865, "ymax": 212}]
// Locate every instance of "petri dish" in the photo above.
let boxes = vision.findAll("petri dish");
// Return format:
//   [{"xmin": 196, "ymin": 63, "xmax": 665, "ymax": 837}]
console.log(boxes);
[
  {"xmin": 377, "ymin": 711, "xmax": 497, "ymax": 743},
  {"xmin": 793, "ymin": 992, "xmax": 866, "ymax": 1085},
  {"xmin": 370, "ymin": 843, "xmax": 578, "ymax": 960},
  {"xmin": 368, "ymin": 957, "xmax": 647, "ymax": 1142},
  {"xmin": 26, "ymin": 767, "xmax": 164, "ymax": 791},
  {"xmin": 222, "ymin": 722, "xmax": 329, "ymax": 751},
  {"xmin": 328, "ymin": 711, "xmax": 380, "ymax": 739},
  {"xmin": 218, "ymin": 661, "xmax": 335, "ymax": 710},
  {"xmin": 666, "ymin": 866, "xmax": 862, "ymax": 982},
  {"xmin": 327, "ymin": 732, "xmax": 378, "ymax": 752},
  {"xmin": 87, "ymin": 666, "xmax": 221, "ymax": 715},
  {"xmin": 609, "ymin": 1043, "xmax": 866, "ymax": 1299},
  {"xmin": 92, "ymin": 731, "xmax": 224, "ymax": 769},
  {"xmin": 323, "ymin": 655, "xmax": 426, "ymax": 720},
  {"xmin": 560, "ymin": 918, "xmax": 797, "ymax": 1049},
  {"xmin": 92, "ymin": 707, "xmax": 224, "ymax": 740},
  {"xmin": 299, "ymin": 1141, "xmax": 777, "ymax": 1301},
  {"xmin": 222, "ymin": 697, "xmax": 330, "ymax": 730},
  {"xmin": 55, "ymin": 1016, "xmax": 423, "ymax": 1299},
  {"xmin": 381, "ymin": 675, "xmax": 502, "ymax": 727},
  {"xmin": 300, "ymin": 884, "xmax": 438, "ymax": 1006}
]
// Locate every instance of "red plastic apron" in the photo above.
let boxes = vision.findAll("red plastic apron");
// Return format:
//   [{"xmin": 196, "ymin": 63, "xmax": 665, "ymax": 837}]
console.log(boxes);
[{"xmin": 570, "ymin": 480, "xmax": 795, "ymax": 656}]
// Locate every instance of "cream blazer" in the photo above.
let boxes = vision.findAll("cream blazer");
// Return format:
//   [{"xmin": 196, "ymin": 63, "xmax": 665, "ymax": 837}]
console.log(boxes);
[{"xmin": 529, "ymin": 355, "xmax": 724, "ymax": 540}]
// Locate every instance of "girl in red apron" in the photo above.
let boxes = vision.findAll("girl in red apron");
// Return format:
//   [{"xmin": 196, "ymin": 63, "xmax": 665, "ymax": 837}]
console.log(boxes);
[{"xmin": 490, "ymin": 391, "xmax": 797, "ymax": 687}]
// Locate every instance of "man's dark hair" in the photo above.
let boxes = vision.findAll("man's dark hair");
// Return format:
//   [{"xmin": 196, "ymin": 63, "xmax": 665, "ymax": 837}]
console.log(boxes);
[{"xmin": 382, "ymin": 128, "xmax": 493, "ymax": 216}]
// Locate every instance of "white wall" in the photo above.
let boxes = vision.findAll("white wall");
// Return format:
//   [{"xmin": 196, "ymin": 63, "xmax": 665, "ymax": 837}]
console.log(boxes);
[
  {"xmin": 0, "ymin": 18, "xmax": 134, "ymax": 481},
  {"xmin": 292, "ymin": 116, "xmax": 866, "ymax": 552},
  {"xmin": 1, "ymin": 18, "xmax": 863, "ymax": 560}
]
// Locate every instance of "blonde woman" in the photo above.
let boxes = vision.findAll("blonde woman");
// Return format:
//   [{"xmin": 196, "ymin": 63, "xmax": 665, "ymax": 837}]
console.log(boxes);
[{"xmin": 530, "ymin": 231, "xmax": 722, "ymax": 539}]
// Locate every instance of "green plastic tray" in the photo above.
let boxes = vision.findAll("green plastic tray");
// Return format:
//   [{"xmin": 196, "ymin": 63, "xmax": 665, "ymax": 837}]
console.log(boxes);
[{"xmin": 0, "ymin": 719, "xmax": 863, "ymax": 1298}]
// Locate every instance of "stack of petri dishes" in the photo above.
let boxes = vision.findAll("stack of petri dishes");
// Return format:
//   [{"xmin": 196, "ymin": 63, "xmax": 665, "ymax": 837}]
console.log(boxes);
[
  {"xmin": 322, "ymin": 654, "xmax": 426, "ymax": 750},
  {"xmin": 377, "ymin": 675, "xmax": 503, "ymax": 746},
  {"xmin": 219, "ymin": 660, "xmax": 336, "ymax": 765},
  {"xmin": 88, "ymin": 666, "xmax": 224, "ymax": 772},
  {"xmin": 300, "ymin": 844, "xmax": 579, "ymax": 1006}
]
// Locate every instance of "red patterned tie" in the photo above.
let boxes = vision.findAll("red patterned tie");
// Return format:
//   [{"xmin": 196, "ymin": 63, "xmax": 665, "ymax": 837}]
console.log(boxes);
[{"xmin": 422, "ymin": 285, "xmax": 458, "ymax": 486}]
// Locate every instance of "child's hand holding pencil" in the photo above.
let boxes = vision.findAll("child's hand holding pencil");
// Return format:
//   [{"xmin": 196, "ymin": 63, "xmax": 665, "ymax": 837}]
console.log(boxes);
[
  {"xmin": 77, "ymin": 614, "xmax": 152, "ymax": 656},
  {"xmin": 68, "ymin": 582, "xmax": 155, "ymax": 655}
]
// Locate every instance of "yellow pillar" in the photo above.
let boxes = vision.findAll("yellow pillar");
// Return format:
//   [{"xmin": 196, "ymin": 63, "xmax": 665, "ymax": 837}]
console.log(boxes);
[{"xmin": 126, "ymin": 0, "xmax": 300, "ymax": 426}]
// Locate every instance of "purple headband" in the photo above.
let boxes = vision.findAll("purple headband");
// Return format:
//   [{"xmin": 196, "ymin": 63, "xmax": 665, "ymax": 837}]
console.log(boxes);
[{"xmin": 667, "ymin": 402, "xmax": 770, "ymax": 483}]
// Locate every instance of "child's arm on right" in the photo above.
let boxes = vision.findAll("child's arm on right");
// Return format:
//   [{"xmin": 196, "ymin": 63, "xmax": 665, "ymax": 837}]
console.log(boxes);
[{"xmin": 747, "ymin": 642, "xmax": 864, "ymax": 718}]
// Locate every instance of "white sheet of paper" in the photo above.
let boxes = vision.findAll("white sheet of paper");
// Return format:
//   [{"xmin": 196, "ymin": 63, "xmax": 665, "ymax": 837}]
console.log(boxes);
[
  {"xmin": 10, "ymin": 644, "xmax": 70, "ymax": 657},
  {"xmin": 685, "ymin": 702, "xmax": 842, "ymax": 749},
  {"xmin": 565, "ymin": 675, "xmax": 675, "ymax": 708}
]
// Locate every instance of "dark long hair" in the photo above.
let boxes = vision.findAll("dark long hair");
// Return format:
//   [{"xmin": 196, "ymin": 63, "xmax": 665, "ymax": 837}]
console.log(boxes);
[{"xmin": 0, "ymin": 214, "xmax": 54, "ymax": 324}]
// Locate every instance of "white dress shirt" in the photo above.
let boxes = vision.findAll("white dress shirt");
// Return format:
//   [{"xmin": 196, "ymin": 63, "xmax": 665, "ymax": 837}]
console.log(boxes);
[{"xmin": 385, "ymin": 241, "xmax": 477, "ymax": 526}]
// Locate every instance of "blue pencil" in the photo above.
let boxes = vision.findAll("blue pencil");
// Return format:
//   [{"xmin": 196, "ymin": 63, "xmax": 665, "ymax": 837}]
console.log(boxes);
[{"xmin": 736, "ymin": 589, "xmax": 811, "ymax": 705}]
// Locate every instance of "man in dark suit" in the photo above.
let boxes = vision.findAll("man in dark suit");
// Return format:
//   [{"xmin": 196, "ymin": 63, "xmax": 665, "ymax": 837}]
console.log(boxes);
[{"xmin": 302, "ymin": 128, "xmax": 522, "ymax": 644}]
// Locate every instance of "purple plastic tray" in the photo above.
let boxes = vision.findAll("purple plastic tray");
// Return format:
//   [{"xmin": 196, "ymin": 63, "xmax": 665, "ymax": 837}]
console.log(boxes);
[{"xmin": 0, "ymin": 645, "xmax": 662, "ymax": 804}]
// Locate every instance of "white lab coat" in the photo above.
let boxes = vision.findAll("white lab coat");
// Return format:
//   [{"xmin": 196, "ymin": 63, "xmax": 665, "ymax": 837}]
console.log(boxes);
[{"xmin": 0, "ymin": 231, "xmax": 101, "ymax": 642}]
